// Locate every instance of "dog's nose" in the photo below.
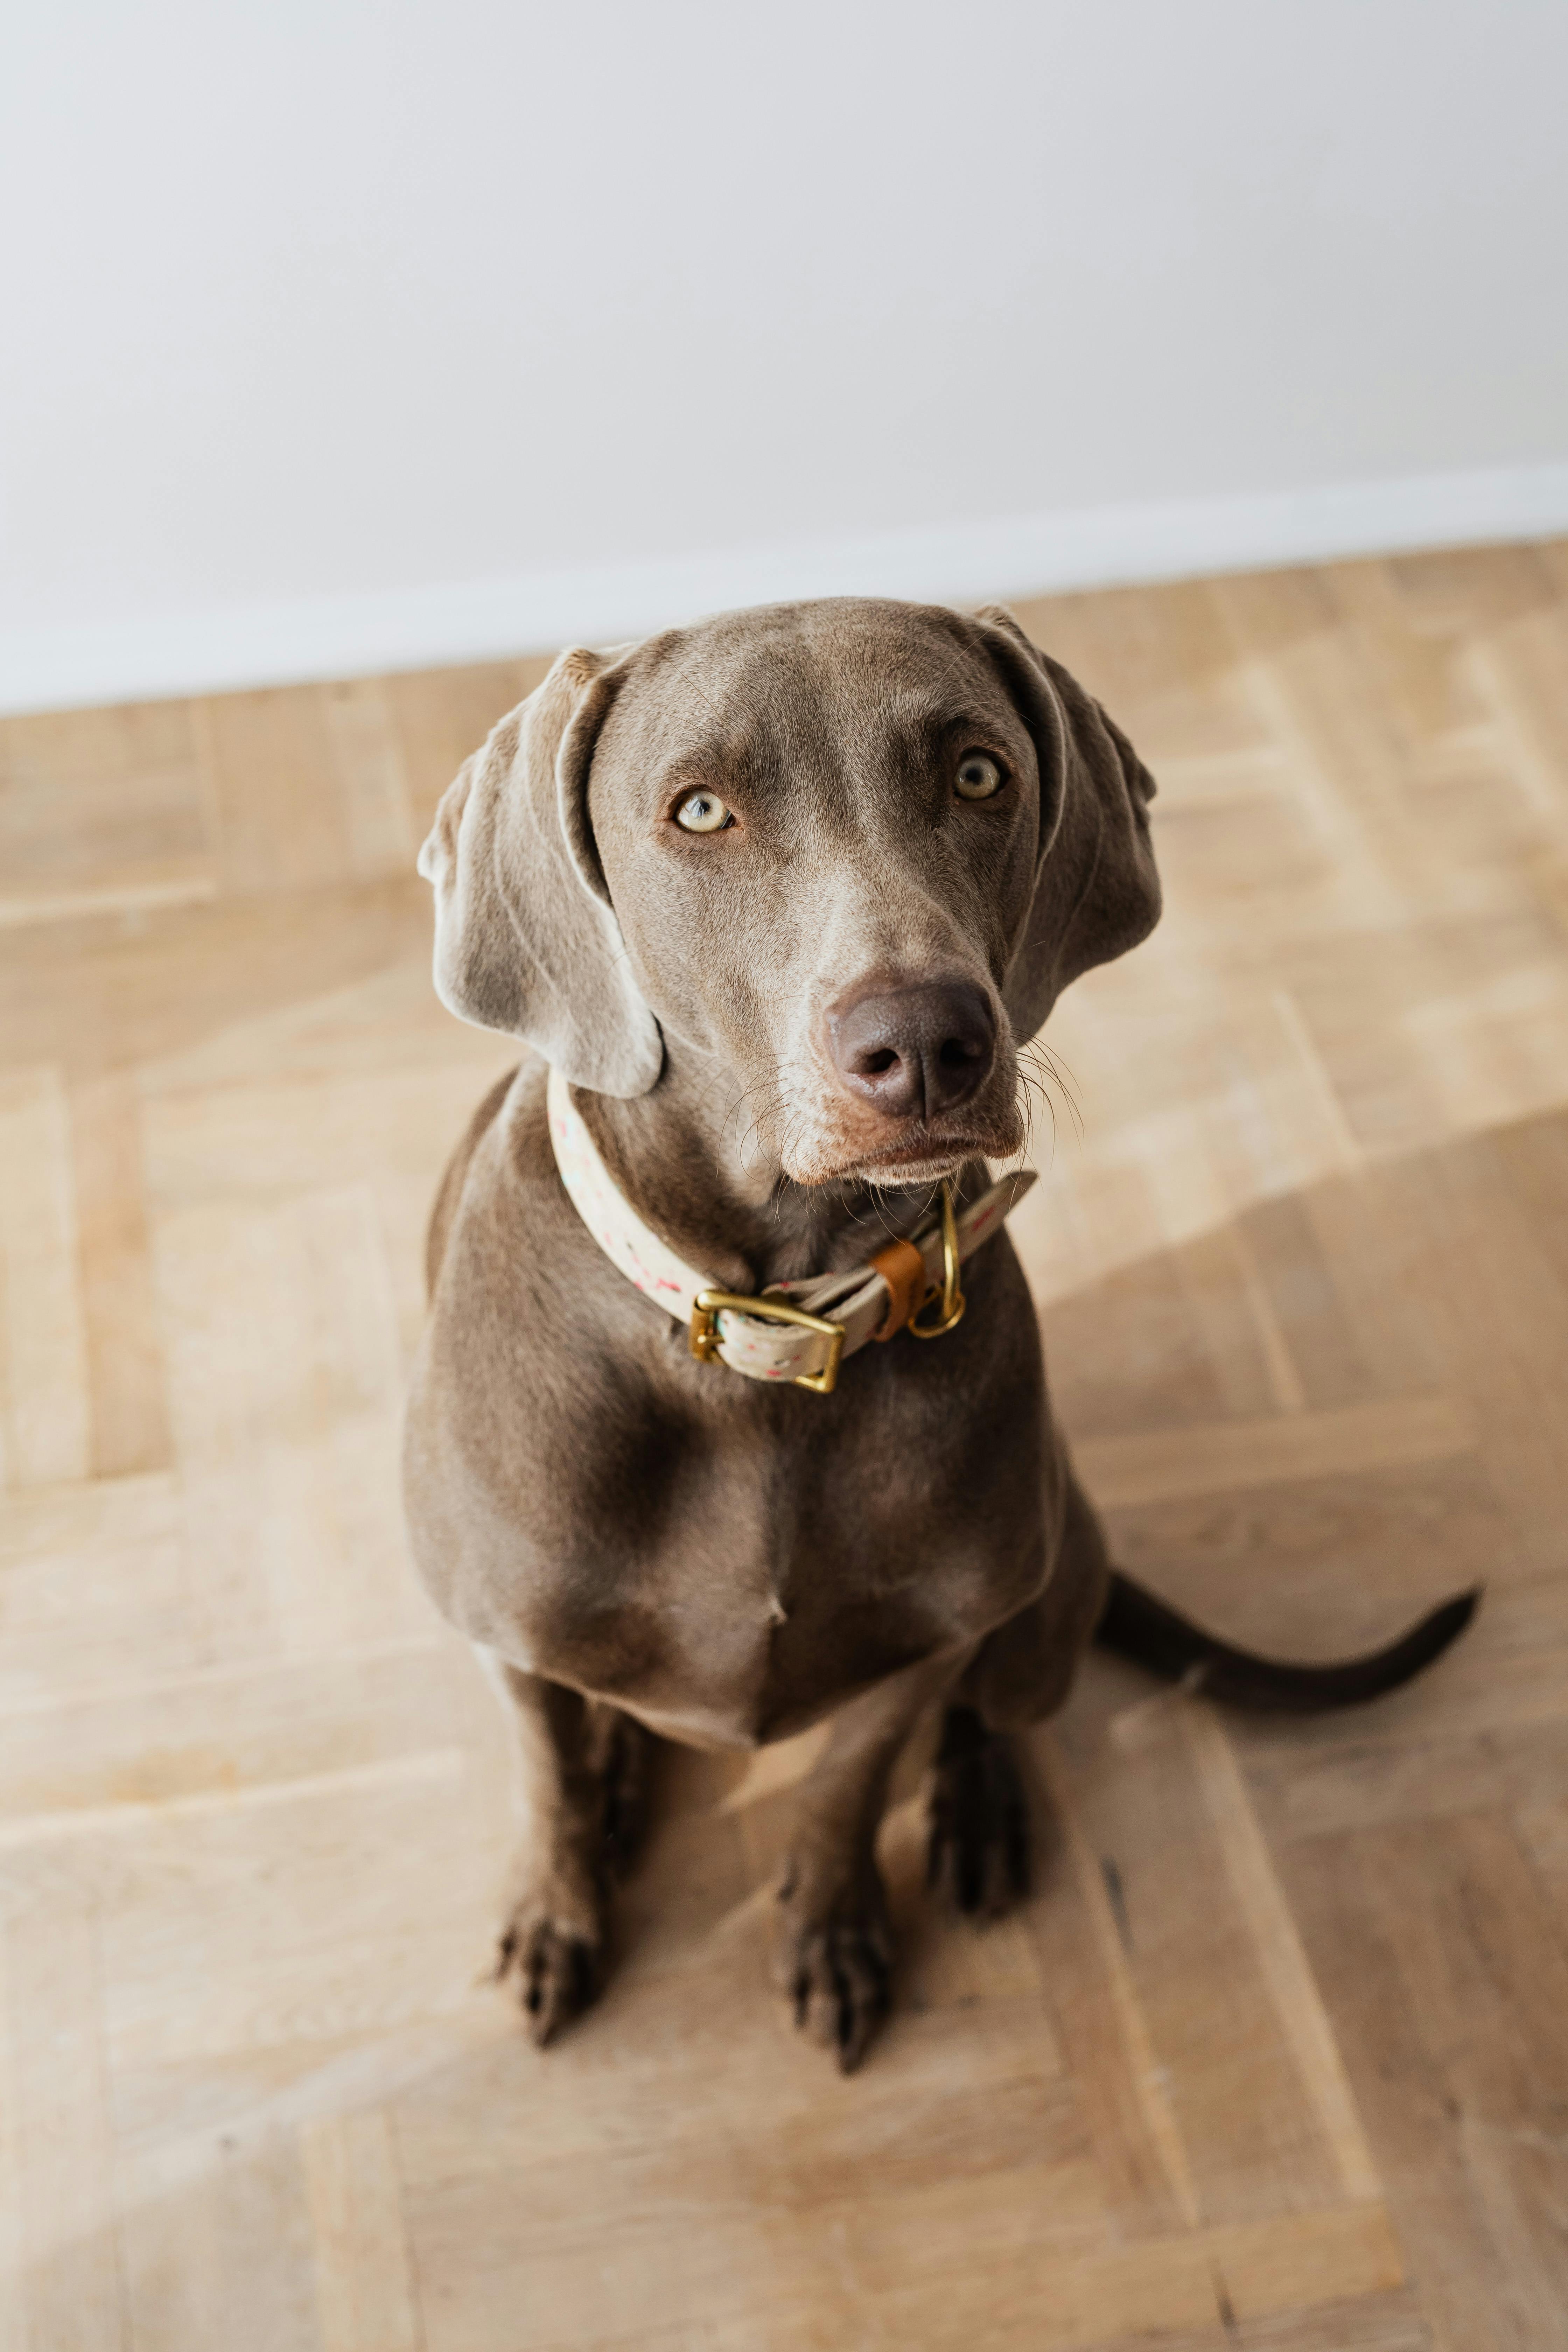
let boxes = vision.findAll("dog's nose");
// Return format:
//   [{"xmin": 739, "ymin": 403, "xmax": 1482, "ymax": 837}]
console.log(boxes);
[{"xmin": 827, "ymin": 980, "xmax": 996, "ymax": 1121}]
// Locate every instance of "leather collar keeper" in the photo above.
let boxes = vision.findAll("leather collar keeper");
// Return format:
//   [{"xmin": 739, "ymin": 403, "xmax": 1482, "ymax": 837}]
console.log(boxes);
[{"xmin": 546, "ymin": 1066, "xmax": 1036, "ymax": 1396}]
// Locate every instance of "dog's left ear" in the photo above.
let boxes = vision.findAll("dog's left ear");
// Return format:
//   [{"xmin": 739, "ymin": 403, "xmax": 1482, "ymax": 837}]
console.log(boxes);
[{"xmin": 972, "ymin": 604, "xmax": 1160, "ymax": 1045}]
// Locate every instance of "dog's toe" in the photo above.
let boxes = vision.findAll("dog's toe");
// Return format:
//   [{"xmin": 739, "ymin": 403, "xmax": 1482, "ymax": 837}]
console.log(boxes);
[
  {"xmin": 792, "ymin": 1925, "xmax": 891, "ymax": 2074},
  {"xmin": 777, "ymin": 1871, "xmax": 893, "ymax": 2074},
  {"xmin": 496, "ymin": 1899, "xmax": 603, "ymax": 2047},
  {"xmin": 927, "ymin": 1704, "xmax": 1032, "ymax": 1920}
]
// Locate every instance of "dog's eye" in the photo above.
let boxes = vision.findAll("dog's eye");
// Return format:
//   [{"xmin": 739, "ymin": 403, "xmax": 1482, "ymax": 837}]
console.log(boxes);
[
  {"xmin": 955, "ymin": 753, "xmax": 1003, "ymax": 801},
  {"xmin": 674, "ymin": 790, "xmax": 733, "ymax": 833}
]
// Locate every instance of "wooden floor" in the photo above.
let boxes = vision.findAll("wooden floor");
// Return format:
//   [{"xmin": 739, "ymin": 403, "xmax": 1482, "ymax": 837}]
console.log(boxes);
[{"xmin": 3, "ymin": 543, "xmax": 1568, "ymax": 2352}]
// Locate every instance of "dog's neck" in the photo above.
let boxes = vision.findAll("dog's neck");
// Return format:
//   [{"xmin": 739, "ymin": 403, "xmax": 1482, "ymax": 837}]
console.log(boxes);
[{"xmin": 572, "ymin": 1039, "xmax": 939, "ymax": 1297}]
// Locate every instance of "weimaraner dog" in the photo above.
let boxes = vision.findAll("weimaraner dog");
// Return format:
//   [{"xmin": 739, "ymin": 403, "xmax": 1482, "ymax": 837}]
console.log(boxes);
[{"xmin": 404, "ymin": 598, "xmax": 1474, "ymax": 2070}]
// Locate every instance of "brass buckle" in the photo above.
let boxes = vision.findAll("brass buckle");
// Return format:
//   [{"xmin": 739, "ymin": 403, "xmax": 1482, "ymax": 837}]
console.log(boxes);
[
  {"xmin": 908, "ymin": 1178, "xmax": 966, "ymax": 1340},
  {"xmin": 689, "ymin": 1289, "xmax": 848, "ymax": 1395}
]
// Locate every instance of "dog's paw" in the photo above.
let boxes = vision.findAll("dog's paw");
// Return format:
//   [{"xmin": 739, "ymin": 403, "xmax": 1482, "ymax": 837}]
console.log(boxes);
[
  {"xmin": 495, "ymin": 1878, "xmax": 604, "ymax": 2048},
  {"xmin": 775, "ymin": 1865, "xmax": 893, "ymax": 2074},
  {"xmin": 926, "ymin": 1704, "xmax": 1032, "ymax": 1919}
]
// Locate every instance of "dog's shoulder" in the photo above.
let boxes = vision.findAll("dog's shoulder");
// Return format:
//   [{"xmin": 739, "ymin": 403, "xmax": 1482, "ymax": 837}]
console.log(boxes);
[
  {"xmin": 424, "ymin": 1062, "xmax": 526, "ymax": 1298},
  {"xmin": 425, "ymin": 1057, "xmax": 670, "ymax": 1350}
]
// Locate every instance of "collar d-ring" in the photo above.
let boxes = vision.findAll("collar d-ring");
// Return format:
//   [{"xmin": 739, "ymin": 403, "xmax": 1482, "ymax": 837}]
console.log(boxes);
[{"xmin": 907, "ymin": 1179, "xmax": 966, "ymax": 1339}]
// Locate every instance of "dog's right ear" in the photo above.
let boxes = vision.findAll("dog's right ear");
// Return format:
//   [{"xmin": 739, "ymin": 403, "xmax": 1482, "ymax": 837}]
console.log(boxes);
[{"xmin": 416, "ymin": 647, "xmax": 664, "ymax": 1096}]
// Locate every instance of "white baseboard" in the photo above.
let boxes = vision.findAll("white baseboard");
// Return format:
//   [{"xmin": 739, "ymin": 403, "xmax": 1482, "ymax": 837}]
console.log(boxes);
[{"xmin": 5, "ymin": 460, "xmax": 1567, "ymax": 716}]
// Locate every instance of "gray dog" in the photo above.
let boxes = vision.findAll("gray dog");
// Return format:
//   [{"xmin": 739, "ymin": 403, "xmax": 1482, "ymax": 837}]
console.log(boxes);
[{"xmin": 403, "ymin": 598, "xmax": 1473, "ymax": 2070}]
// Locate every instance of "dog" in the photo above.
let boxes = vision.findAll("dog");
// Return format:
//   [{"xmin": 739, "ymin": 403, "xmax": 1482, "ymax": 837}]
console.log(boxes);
[{"xmin": 403, "ymin": 597, "xmax": 1474, "ymax": 2070}]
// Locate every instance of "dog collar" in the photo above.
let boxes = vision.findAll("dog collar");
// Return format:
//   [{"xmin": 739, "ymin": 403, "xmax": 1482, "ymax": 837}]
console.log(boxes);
[{"xmin": 546, "ymin": 1065, "xmax": 1035, "ymax": 1395}]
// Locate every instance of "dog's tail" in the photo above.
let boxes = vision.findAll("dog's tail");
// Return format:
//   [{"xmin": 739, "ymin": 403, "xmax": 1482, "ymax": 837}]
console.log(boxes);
[{"xmin": 1094, "ymin": 1570, "xmax": 1479, "ymax": 1713}]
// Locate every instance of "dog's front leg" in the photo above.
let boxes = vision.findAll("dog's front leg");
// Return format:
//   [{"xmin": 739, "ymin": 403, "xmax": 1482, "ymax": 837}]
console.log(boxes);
[
  {"xmin": 478, "ymin": 1653, "xmax": 649, "ymax": 2046},
  {"xmin": 777, "ymin": 1648, "xmax": 970, "ymax": 2072}
]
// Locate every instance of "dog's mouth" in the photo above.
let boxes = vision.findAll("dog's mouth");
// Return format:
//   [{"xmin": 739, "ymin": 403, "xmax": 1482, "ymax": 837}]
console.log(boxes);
[
  {"xmin": 831, "ymin": 1126, "xmax": 1007, "ymax": 1187},
  {"xmin": 782, "ymin": 1068, "xmax": 1027, "ymax": 1188}
]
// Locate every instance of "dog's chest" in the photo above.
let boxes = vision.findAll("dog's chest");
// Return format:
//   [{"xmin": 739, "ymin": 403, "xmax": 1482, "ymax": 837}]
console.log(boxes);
[
  {"xmin": 536, "ymin": 1445, "xmax": 1041, "ymax": 1745},
  {"xmin": 415, "ymin": 1327, "xmax": 1051, "ymax": 1752}
]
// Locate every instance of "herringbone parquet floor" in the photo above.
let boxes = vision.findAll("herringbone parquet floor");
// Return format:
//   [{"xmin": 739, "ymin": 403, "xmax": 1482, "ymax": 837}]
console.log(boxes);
[{"xmin": 3, "ymin": 543, "xmax": 1567, "ymax": 2350}]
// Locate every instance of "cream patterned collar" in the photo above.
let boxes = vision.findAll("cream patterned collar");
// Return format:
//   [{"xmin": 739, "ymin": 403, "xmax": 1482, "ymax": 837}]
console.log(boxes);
[{"xmin": 546, "ymin": 1065, "xmax": 1035, "ymax": 1396}]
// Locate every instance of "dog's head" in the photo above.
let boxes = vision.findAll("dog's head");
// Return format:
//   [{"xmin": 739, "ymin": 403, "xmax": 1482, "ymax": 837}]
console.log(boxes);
[{"xmin": 419, "ymin": 598, "xmax": 1158, "ymax": 1185}]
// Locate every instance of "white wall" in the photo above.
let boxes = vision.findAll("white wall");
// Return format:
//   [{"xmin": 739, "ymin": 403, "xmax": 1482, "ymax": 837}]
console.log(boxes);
[{"xmin": 3, "ymin": 0, "xmax": 1566, "ymax": 711}]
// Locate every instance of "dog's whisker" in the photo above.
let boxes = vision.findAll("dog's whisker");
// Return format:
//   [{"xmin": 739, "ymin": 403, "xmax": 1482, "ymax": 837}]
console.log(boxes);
[{"xmin": 1021, "ymin": 1039, "xmax": 1084, "ymax": 1144}]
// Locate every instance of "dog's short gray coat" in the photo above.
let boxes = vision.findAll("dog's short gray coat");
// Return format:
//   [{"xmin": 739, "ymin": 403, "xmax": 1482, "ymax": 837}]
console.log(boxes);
[{"xmin": 404, "ymin": 596, "xmax": 1161, "ymax": 2065}]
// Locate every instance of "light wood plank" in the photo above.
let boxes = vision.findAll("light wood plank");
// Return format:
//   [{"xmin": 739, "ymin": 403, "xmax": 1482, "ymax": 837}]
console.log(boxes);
[
  {"xmin": 1072, "ymin": 1393, "xmax": 1475, "ymax": 1510},
  {"xmin": 69, "ymin": 1073, "xmax": 172, "ymax": 1479},
  {"xmin": 1182, "ymin": 1706, "xmax": 1381, "ymax": 2204},
  {"xmin": 303, "ymin": 2108, "xmax": 422, "ymax": 2352},
  {"xmin": 0, "ymin": 1065, "xmax": 91, "ymax": 1488},
  {"xmin": 2, "ymin": 1904, "xmax": 126, "ymax": 2352}
]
